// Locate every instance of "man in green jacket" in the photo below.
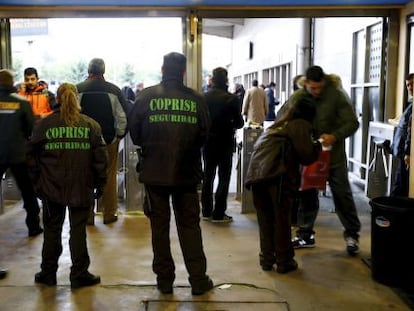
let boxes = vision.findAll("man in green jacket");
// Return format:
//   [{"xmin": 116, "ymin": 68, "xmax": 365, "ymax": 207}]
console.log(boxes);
[{"xmin": 289, "ymin": 66, "xmax": 361, "ymax": 256}]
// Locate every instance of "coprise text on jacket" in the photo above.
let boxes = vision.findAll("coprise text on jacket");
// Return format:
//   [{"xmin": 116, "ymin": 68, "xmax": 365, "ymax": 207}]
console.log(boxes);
[{"xmin": 149, "ymin": 97, "xmax": 198, "ymax": 124}]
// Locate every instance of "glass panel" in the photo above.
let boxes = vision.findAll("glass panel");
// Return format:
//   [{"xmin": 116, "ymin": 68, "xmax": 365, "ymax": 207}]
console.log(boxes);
[
  {"xmin": 369, "ymin": 86, "xmax": 380, "ymax": 122},
  {"xmin": 355, "ymin": 29, "xmax": 366, "ymax": 84},
  {"xmin": 11, "ymin": 18, "xmax": 183, "ymax": 90},
  {"xmin": 350, "ymin": 87, "xmax": 364, "ymax": 174}
]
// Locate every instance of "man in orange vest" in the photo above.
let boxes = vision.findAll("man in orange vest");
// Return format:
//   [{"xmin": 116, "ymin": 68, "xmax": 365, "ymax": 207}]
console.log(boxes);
[{"xmin": 18, "ymin": 67, "xmax": 56, "ymax": 118}]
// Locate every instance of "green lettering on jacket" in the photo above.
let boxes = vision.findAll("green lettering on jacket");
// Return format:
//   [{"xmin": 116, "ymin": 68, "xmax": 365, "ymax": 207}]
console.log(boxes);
[
  {"xmin": 149, "ymin": 98, "xmax": 197, "ymax": 113},
  {"xmin": 148, "ymin": 98, "xmax": 198, "ymax": 124},
  {"xmin": 45, "ymin": 127, "xmax": 90, "ymax": 139},
  {"xmin": 45, "ymin": 141, "xmax": 91, "ymax": 150},
  {"xmin": 44, "ymin": 126, "xmax": 91, "ymax": 150}
]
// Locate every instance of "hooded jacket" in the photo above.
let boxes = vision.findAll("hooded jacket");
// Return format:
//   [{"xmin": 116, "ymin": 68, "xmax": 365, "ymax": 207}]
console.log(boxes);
[
  {"xmin": 27, "ymin": 110, "xmax": 108, "ymax": 207},
  {"xmin": 18, "ymin": 83, "xmax": 55, "ymax": 118},
  {"xmin": 286, "ymin": 77, "xmax": 359, "ymax": 168},
  {"xmin": 245, "ymin": 119, "xmax": 320, "ymax": 190}
]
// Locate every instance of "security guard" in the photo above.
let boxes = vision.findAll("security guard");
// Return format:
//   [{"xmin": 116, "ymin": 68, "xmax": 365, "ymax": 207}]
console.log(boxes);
[
  {"xmin": 28, "ymin": 83, "xmax": 107, "ymax": 288},
  {"xmin": 128, "ymin": 52, "xmax": 213, "ymax": 295},
  {"xmin": 0, "ymin": 69, "xmax": 43, "ymax": 237}
]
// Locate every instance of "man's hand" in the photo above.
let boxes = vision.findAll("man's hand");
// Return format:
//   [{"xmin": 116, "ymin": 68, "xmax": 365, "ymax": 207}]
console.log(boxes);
[{"xmin": 320, "ymin": 133, "xmax": 336, "ymax": 147}]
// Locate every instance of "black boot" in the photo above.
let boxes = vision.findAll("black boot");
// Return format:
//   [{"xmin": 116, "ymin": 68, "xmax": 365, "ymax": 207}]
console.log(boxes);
[
  {"xmin": 0, "ymin": 268, "xmax": 8, "ymax": 280},
  {"xmin": 71, "ymin": 272, "xmax": 101, "ymax": 289}
]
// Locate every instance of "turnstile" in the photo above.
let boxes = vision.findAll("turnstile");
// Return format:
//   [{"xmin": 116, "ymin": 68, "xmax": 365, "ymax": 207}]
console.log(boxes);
[
  {"xmin": 365, "ymin": 122, "xmax": 397, "ymax": 198},
  {"xmin": 241, "ymin": 127, "xmax": 263, "ymax": 213},
  {"xmin": 124, "ymin": 136, "xmax": 145, "ymax": 212}
]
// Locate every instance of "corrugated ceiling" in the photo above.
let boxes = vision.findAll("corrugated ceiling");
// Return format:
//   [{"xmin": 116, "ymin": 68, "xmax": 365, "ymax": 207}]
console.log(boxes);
[{"xmin": 0, "ymin": 0, "xmax": 410, "ymax": 6}]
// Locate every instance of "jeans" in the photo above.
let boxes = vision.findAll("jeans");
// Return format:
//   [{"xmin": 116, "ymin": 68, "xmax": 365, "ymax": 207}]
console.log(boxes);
[{"xmin": 296, "ymin": 164, "xmax": 361, "ymax": 240}]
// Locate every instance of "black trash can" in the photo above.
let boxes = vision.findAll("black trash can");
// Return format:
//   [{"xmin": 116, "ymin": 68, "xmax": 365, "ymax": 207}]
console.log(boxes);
[{"xmin": 370, "ymin": 196, "xmax": 414, "ymax": 289}]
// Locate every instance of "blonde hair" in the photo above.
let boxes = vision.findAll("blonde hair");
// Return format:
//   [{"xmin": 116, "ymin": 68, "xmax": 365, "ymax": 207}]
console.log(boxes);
[{"xmin": 57, "ymin": 83, "xmax": 81, "ymax": 126}]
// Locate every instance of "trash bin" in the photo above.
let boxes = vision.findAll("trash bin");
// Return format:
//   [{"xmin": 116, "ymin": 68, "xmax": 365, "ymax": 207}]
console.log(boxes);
[{"xmin": 369, "ymin": 196, "xmax": 414, "ymax": 289}]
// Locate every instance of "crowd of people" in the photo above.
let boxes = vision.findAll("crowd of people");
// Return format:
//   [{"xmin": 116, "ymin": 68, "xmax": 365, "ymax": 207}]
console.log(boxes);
[{"xmin": 0, "ymin": 53, "xmax": 411, "ymax": 293}]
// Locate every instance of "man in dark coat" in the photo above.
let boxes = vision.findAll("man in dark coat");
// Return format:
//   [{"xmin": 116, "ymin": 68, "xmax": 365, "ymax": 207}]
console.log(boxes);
[
  {"xmin": 287, "ymin": 66, "xmax": 361, "ymax": 256},
  {"xmin": 0, "ymin": 69, "xmax": 43, "ymax": 237},
  {"xmin": 265, "ymin": 81, "xmax": 279, "ymax": 121},
  {"xmin": 128, "ymin": 52, "xmax": 213, "ymax": 296},
  {"xmin": 201, "ymin": 67, "xmax": 244, "ymax": 222},
  {"xmin": 0, "ymin": 69, "xmax": 44, "ymax": 279}
]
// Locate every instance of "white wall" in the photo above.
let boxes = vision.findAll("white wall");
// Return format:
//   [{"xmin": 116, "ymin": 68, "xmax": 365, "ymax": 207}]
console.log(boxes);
[
  {"xmin": 313, "ymin": 17, "xmax": 382, "ymax": 93},
  {"xmin": 229, "ymin": 17, "xmax": 381, "ymax": 93},
  {"xmin": 229, "ymin": 18, "xmax": 305, "ymax": 86}
]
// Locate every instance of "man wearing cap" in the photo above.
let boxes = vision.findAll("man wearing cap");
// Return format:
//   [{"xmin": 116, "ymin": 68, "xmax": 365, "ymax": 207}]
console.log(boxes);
[
  {"xmin": 128, "ymin": 52, "xmax": 213, "ymax": 296},
  {"xmin": 0, "ymin": 69, "xmax": 43, "ymax": 240},
  {"xmin": 77, "ymin": 58, "xmax": 128, "ymax": 225},
  {"xmin": 201, "ymin": 67, "xmax": 244, "ymax": 223}
]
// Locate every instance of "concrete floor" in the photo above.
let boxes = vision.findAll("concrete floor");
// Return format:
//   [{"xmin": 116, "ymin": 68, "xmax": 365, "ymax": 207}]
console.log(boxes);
[{"xmin": 0, "ymin": 183, "xmax": 412, "ymax": 311}]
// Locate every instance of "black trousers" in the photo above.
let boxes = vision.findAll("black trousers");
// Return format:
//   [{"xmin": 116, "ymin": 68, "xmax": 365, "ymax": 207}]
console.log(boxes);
[
  {"xmin": 0, "ymin": 163, "xmax": 40, "ymax": 231},
  {"xmin": 201, "ymin": 146, "xmax": 233, "ymax": 219},
  {"xmin": 145, "ymin": 184, "xmax": 208, "ymax": 287},
  {"xmin": 252, "ymin": 181, "xmax": 295, "ymax": 266},
  {"xmin": 41, "ymin": 200, "xmax": 90, "ymax": 280}
]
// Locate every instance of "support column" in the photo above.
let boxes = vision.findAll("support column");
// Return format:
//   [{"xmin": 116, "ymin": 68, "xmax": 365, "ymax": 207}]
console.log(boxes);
[
  {"xmin": 296, "ymin": 17, "xmax": 313, "ymax": 75},
  {"xmin": 0, "ymin": 18, "xmax": 12, "ymax": 69},
  {"xmin": 184, "ymin": 11, "xmax": 202, "ymax": 92}
]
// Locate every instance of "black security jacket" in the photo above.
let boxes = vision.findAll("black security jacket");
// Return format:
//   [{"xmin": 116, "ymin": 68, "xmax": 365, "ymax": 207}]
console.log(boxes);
[
  {"xmin": 0, "ymin": 86, "xmax": 35, "ymax": 164},
  {"xmin": 128, "ymin": 77, "xmax": 211, "ymax": 186},
  {"xmin": 27, "ymin": 111, "xmax": 108, "ymax": 207}
]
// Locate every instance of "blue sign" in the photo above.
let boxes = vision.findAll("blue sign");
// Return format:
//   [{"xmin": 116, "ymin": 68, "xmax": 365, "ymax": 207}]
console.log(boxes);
[{"xmin": 10, "ymin": 19, "xmax": 48, "ymax": 36}]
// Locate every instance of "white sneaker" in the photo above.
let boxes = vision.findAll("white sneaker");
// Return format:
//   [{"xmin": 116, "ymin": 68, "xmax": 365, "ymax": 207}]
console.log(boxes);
[
  {"xmin": 210, "ymin": 214, "xmax": 233, "ymax": 223},
  {"xmin": 345, "ymin": 237, "xmax": 360, "ymax": 256}
]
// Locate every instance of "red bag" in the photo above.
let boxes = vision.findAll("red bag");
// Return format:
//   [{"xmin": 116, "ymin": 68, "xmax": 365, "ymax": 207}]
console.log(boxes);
[{"xmin": 300, "ymin": 150, "xmax": 330, "ymax": 191}]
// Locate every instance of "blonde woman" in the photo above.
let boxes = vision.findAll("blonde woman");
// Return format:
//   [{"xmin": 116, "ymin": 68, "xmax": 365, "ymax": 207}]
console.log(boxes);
[{"xmin": 27, "ymin": 83, "xmax": 108, "ymax": 288}]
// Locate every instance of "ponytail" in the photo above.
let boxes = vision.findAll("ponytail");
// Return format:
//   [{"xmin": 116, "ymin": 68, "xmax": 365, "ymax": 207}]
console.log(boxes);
[{"xmin": 56, "ymin": 83, "xmax": 81, "ymax": 126}]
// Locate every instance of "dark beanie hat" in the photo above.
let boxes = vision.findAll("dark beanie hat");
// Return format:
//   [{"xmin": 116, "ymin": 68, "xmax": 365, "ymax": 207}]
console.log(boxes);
[
  {"xmin": 88, "ymin": 58, "xmax": 105, "ymax": 75},
  {"xmin": 163, "ymin": 52, "xmax": 186, "ymax": 77}
]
